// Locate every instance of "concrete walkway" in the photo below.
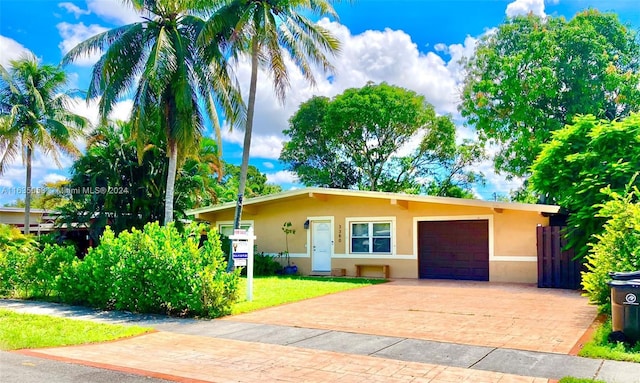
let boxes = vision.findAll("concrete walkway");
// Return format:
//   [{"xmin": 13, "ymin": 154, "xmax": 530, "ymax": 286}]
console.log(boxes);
[{"xmin": 2, "ymin": 299, "xmax": 640, "ymax": 383}]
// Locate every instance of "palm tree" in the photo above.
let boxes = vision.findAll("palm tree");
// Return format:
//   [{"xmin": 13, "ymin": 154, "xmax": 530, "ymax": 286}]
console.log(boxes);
[
  {"xmin": 200, "ymin": 0, "xmax": 342, "ymax": 231},
  {"xmin": 62, "ymin": 0, "xmax": 244, "ymax": 225},
  {"xmin": 0, "ymin": 54, "xmax": 87, "ymax": 234}
]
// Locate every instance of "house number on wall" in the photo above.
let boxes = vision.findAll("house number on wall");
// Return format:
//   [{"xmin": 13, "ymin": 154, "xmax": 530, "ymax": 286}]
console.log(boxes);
[{"xmin": 338, "ymin": 224, "xmax": 342, "ymax": 243}]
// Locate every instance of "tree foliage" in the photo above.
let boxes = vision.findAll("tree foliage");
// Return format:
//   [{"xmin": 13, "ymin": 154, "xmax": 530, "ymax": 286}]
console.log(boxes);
[
  {"xmin": 529, "ymin": 113, "xmax": 640, "ymax": 260},
  {"xmin": 58, "ymin": 121, "xmax": 224, "ymax": 239},
  {"xmin": 582, "ymin": 186, "xmax": 640, "ymax": 310},
  {"xmin": 280, "ymin": 83, "xmax": 484, "ymax": 196},
  {"xmin": 217, "ymin": 162, "xmax": 282, "ymax": 203},
  {"xmin": 63, "ymin": 0, "xmax": 244, "ymax": 225},
  {"xmin": 200, "ymin": 0, "xmax": 340, "ymax": 232},
  {"xmin": 460, "ymin": 10, "xmax": 640, "ymax": 178},
  {"xmin": 0, "ymin": 54, "xmax": 87, "ymax": 233}
]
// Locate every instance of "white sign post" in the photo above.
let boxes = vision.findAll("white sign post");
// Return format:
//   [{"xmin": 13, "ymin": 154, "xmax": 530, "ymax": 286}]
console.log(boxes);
[{"xmin": 229, "ymin": 227, "xmax": 256, "ymax": 301}]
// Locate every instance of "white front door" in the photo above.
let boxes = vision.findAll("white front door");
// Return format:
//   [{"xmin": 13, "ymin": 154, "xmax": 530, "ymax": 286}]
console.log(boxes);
[{"xmin": 312, "ymin": 220, "xmax": 332, "ymax": 272}]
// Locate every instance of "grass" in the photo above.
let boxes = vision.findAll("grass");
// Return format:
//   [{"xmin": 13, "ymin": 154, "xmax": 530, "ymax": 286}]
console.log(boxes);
[
  {"xmin": 578, "ymin": 317, "xmax": 640, "ymax": 363},
  {"xmin": 232, "ymin": 275, "xmax": 387, "ymax": 315},
  {"xmin": 558, "ymin": 378, "xmax": 606, "ymax": 383},
  {"xmin": 0, "ymin": 308, "xmax": 152, "ymax": 350}
]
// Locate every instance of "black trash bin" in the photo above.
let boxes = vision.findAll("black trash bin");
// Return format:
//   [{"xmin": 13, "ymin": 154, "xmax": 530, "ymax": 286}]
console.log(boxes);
[{"xmin": 607, "ymin": 279, "xmax": 640, "ymax": 343}]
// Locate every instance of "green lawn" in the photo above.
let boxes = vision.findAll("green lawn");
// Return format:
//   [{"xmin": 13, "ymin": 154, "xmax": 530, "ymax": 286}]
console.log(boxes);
[
  {"xmin": 0, "ymin": 308, "xmax": 152, "ymax": 350},
  {"xmin": 558, "ymin": 378, "xmax": 606, "ymax": 383},
  {"xmin": 578, "ymin": 318, "xmax": 640, "ymax": 363},
  {"xmin": 232, "ymin": 276, "xmax": 387, "ymax": 315}
]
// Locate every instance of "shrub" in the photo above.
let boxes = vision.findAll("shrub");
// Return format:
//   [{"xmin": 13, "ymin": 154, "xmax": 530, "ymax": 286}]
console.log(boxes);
[
  {"xmin": 252, "ymin": 253, "xmax": 283, "ymax": 276},
  {"xmin": 21, "ymin": 244, "xmax": 77, "ymax": 298},
  {"xmin": 60, "ymin": 222, "xmax": 240, "ymax": 317},
  {"xmin": 0, "ymin": 224, "xmax": 76, "ymax": 299},
  {"xmin": 1, "ymin": 225, "xmax": 36, "ymax": 297},
  {"xmin": 582, "ymin": 186, "xmax": 640, "ymax": 310}
]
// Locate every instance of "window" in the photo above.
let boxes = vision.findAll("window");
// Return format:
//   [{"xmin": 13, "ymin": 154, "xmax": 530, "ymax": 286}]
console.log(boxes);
[{"xmin": 351, "ymin": 222, "xmax": 391, "ymax": 254}]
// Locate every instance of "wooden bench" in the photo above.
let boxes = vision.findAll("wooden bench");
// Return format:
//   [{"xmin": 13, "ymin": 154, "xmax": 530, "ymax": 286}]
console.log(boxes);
[{"xmin": 355, "ymin": 264, "xmax": 390, "ymax": 279}]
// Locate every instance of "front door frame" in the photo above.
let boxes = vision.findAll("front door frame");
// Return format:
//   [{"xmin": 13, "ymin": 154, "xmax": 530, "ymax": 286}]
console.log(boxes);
[{"xmin": 307, "ymin": 216, "xmax": 334, "ymax": 272}]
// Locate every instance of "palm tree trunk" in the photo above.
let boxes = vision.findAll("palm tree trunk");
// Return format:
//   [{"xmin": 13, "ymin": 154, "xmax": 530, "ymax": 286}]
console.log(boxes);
[
  {"xmin": 24, "ymin": 146, "xmax": 32, "ymax": 235},
  {"xmin": 164, "ymin": 139, "xmax": 178, "ymax": 225},
  {"xmin": 233, "ymin": 37, "xmax": 259, "ymax": 231}
]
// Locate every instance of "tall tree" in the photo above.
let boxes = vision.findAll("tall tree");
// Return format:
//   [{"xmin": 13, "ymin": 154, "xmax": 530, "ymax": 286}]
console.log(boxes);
[
  {"xmin": 175, "ymin": 137, "xmax": 225, "ymax": 209},
  {"xmin": 529, "ymin": 113, "xmax": 640, "ymax": 260},
  {"xmin": 280, "ymin": 84, "xmax": 484, "ymax": 195},
  {"xmin": 63, "ymin": 0, "xmax": 244, "ymax": 225},
  {"xmin": 0, "ymin": 54, "xmax": 87, "ymax": 234},
  {"xmin": 280, "ymin": 96, "xmax": 359, "ymax": 188},
  {"xmin": 59, "ymin": 120, "xmax": 225, "ymax": 239},
  {"xmin": 218, "ymin": 161, "xmax": 282, "ymax": 201},
  {"xmin": 460, "ymin": 10, "xmax": 640, "ymax": 179},
  {"xmin": 200, "ymin": 0, "xmax": 341, "ymax": 231}
]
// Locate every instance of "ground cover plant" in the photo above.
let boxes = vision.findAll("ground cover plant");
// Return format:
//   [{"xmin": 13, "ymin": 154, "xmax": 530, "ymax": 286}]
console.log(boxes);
[
  {"xmin": 578, "ymin": 318, "xmax": 640, "ymax": 363},
  {"xmin": 558, "ymin": 378, "xmax": 605, "ymax": 383},
  {"xmin": 0, "ymin": 308, "xmax": 151, "ymax": 350},
  {"xmin": 232, "ymin": 276, "xmax": 387, "ymax": 315}
]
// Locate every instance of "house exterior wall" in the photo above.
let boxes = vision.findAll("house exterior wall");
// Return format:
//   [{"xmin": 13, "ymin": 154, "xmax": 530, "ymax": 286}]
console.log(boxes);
[
  {"xmin": 198, "ymin": 194, "xmax": 549, "ymax": 283},
  {"xmin": 0, "ymin": 211, "xmax": 44, "ymax": 225},
  {"xmin": 0, "ymin": 210, "xmax": 55, "ymax": 233}
]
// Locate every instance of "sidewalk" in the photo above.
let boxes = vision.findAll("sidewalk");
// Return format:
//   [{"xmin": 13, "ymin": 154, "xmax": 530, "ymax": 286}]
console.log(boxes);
[{"xmin": 3, "ymin": 299, "xmax": 640, "ymax": 382}]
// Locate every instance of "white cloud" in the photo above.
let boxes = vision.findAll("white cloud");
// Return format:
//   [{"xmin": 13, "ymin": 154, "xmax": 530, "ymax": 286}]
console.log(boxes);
[
  {"xmin": 0, "ymin": 35, "xmax": 33, "ymax": 68},
  {"xmin": 226, "ymin": 19, "xmax": 482, "ymax": 161},
  {"xmin": 109, "ymin": 99, "xmax": 134, "ymax": 122},
  {"xmin": 266, "ymin": 170, "xmax": 298, "ymax": 184},
  {"xmin": 58, "ymin": 2, "xmax": 91, "ymax": 18},
  {"xmin": 87, "ymin": 0, "xmax": 142, "ymax": 25},
  {"xmin": 262, "ymin": 162, "xmax": 275, "ymax": 169},
  {"xmin": 223, "ymin": 129, "xmax": 285, "ymax": 159},
  {"xmin": 43, "ymin": 173, "xmax": 68, "ymax": 184},
  {"xmin": 67, "ymin": 96, "xmax": 133, "ymax": 128},
  {"xmin": 57, "ymin": 22, "xmax": 109, "ymax": 66},
  {"xmin": 505, "ymin": 0, "xmax": 547, "ymax": 18},
  {"xmin": 0, "ymin": 179, "xmax": 12, "ymax": 188}
]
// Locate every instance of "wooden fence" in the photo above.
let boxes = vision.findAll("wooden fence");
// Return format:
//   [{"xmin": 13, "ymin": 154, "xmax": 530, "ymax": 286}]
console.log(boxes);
[{"xmin": 536, "ymin": 226, "xmax": 583, "ymax": 289}]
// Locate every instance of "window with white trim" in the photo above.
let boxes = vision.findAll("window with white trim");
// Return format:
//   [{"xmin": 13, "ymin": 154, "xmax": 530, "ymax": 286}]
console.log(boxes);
[{"xmin": 350, "ymin": 221, "xmax": 391, "ymax": 254}]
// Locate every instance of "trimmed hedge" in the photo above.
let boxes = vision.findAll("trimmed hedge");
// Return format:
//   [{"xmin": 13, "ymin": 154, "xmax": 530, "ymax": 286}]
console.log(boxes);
[{"xmin": 1, "ymin": 222, "xmax": 240, "ymax": 318}]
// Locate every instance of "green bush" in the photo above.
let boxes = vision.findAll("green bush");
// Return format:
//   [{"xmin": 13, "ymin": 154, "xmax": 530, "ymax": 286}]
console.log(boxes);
[
  {"xmin": 60, "ymin": 222, "xmax": 240, "ymax": 317},
  {"xmin": 251, "ymin": 253, "xmax": 283, "ymax": 276},
  {"xmin": 0, "ymin": 224, "xmax": 75, "ymax": 298},
  {"xmin": 582, "ymin": 186, "xmax": 640, "ymax": 310},
  {"xmin": 21, "ymin": 244, "xmax": 76, "ymax": 298}
]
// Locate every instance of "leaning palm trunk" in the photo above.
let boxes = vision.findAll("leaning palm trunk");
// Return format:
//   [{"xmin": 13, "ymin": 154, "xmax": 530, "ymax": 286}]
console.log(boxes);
[
  {"xmin": 23, "ymin": 146, "xmax": 32, "ymax": 234},
  {"xmin": 232, "ymin": 37, "xmax": 260, "ymax": 232},
  {"xmin": 164, "ymin": 140, "xmax": 178, "ymax": 225}
]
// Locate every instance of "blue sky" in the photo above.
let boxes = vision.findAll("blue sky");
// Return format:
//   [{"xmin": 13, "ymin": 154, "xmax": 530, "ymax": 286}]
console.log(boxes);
[{"xmin": 1, "ymin": 0, "xmax": 639, "ymax": 206}]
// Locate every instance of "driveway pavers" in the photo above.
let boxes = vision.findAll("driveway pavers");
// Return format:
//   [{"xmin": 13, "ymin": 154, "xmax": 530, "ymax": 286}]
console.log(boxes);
[
  {"xmin": 19, "ymin": 331, "xmax": 551, "ymax": 383},
  {"xmin": 4, "ymin": 280, "xmax": 637, "ymax": 382},
  {"xmin": 224, "ymin": 280, "xmax": 598, "ymax": 354}
]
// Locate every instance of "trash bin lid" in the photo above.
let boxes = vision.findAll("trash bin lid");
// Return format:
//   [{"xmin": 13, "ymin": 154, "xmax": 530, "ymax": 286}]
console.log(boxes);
[
  {"xmin": 609, "ymin": 270, "xmax": 640, "ymax": 280},
  {"xmin": 607, "ymin": 279, "xmax": 640, "ymax": 287}
]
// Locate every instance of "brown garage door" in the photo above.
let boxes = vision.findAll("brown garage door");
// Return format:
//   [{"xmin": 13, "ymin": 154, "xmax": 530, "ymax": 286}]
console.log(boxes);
[{"xmin": 418, "ymin": 220, "xmax": 489, "ymax": 281}]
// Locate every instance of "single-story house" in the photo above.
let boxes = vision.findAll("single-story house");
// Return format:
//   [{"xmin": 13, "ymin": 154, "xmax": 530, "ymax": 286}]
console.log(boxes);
[
  {"xmin": 189, "ymin": 188, "xmax": 561, "ymax": 283},
  {"xmin": 0, "ymin": 207, "xmax": 59, "ymax": 234}
]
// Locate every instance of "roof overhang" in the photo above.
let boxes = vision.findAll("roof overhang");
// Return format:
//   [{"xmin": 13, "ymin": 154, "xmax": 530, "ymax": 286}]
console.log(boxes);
[{"xmin": 187, "ymin": 188, "xmax": 561, "ymax": 218}]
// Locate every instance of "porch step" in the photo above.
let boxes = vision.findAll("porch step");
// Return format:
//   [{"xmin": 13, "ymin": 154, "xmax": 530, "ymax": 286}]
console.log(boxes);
[{"xmin": 309, "ymin": 271, "xmax": 332, "ymax": 276}]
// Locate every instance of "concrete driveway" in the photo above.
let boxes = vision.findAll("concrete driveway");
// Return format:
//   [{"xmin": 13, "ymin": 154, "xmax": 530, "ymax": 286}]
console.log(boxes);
[{"xmin": 224, "ymin": 279, "xmax": 598, "ymax": 354}]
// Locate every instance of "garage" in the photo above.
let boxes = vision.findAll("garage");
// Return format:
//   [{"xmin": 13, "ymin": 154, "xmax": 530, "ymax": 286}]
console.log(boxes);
[{"xmin": 418, "ymin": 220, "xmax": 489, "ymax": 281}]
